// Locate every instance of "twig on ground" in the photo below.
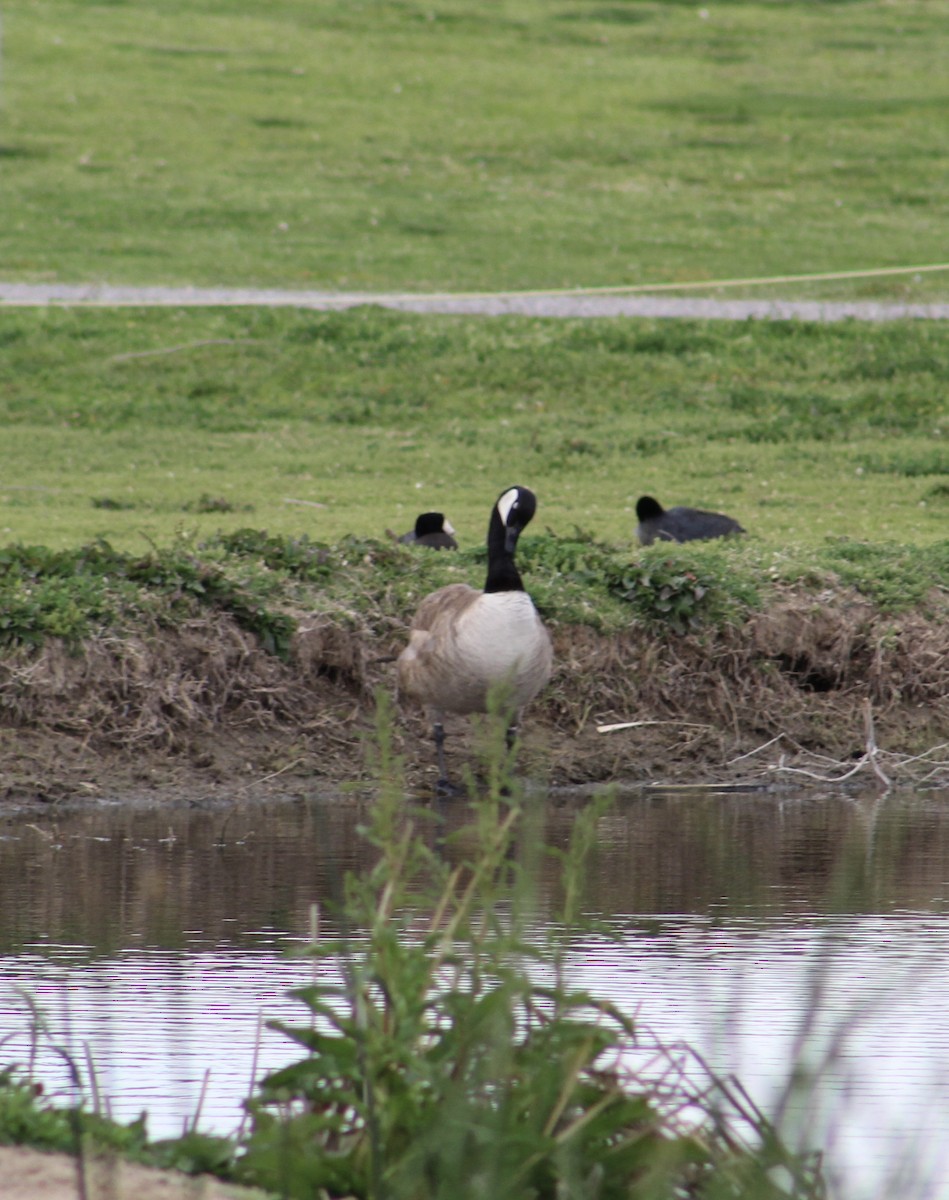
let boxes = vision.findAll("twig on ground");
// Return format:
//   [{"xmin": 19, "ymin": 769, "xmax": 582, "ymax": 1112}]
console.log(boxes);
[
  {"xmin": 880, "ymin": 742, "xmax": 949, "ymax": 767},
  {"xmin": 726, "ymin": 734, "xmax": 787, "ymax": 764},
  {"xmin": 763, "ymin": 708, "xmax": 949, "ymax": 788},
  {"xmin": 240, "ymin": 757, "xmax": 306, "ymax": 790},
  {"xmin": 770, "ymin": 755, "xmax": 873, "ymax": 785},
  {"xmin": 862, "ymin": 699, "xmax": 891, "ymax": 790},
  {"xmin": 597, "ymin": 719, "xmax": 712, "ymax": 734}
]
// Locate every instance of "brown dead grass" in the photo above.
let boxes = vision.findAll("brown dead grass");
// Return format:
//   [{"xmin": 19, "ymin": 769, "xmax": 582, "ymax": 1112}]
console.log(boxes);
[{"xmin": 0, "ymin": 584, "xmax": 947, "ymax": 805}]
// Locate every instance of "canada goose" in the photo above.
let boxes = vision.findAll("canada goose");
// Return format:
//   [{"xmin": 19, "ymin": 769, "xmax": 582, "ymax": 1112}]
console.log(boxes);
[
  {"xmin": 397, "ymin": 485, "xmax": 553, "ymax": 793},
  {"xmin": 635, "ymin": 495, "xmax": 745, "ymax": 546},
  {"xmin": 398, "ymin": 511, "xmax": 458, "ymax": 550}
]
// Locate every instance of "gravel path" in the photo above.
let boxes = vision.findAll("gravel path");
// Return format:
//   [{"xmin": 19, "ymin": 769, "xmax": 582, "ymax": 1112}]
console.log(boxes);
[{"xmin": 1, "ymin": 281, "xmax": 948, "ymax": 321}]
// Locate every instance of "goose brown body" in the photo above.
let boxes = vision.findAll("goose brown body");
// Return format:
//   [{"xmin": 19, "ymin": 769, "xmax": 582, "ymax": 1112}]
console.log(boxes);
[
  {"xmin": 398, "ymin": 583, "xmax": 552, "ymax": 716},
  {"xmin": 396, "ymin": 485, "xmax": 552, "ymax": 791}
]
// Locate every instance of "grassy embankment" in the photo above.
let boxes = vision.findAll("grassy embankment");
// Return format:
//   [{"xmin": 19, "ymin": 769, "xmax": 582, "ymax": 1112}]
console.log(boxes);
[
  {"xmin": 3, "ymin": 0, "xmax": 949, "ymax": 779},
  {"xmin": 0, "ymin": 308, "xmax": 946, "ymax": 795}
]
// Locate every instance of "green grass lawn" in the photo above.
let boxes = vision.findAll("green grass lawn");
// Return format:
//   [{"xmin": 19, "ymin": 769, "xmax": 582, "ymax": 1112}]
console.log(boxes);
[
  {"xmin": 3, "ymin": 0, "xmax": 948, "ymax": 298},
  {"xmin": 0, "ymin": 305, "xmax": 945, "ymax": 556},
  {"xmin": 1, "ymin": 2, "xmax": 946, "ymax": 573}
]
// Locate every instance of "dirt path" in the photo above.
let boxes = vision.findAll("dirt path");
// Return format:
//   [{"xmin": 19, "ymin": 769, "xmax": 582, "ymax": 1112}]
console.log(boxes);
[
  {"xmin": 1, "ymin": 281, "xmax": 948, "ymax": 321},
  {"xmin": 0, "ymin": 1145, "xmax": 267, "ymax": 1200}
]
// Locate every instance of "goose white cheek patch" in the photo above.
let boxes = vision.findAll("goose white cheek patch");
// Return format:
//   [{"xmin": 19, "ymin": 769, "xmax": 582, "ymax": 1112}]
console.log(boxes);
[{"xmin": 496, "ymin": 487, "xmax": 519, "ymax": 527}]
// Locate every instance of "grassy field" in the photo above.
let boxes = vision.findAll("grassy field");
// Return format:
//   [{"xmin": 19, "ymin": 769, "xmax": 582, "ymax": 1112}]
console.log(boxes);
[
  {"xmin": 2, "ymin": 2, "xmax": 946, "ymax": 561},
  {"xmin": 1, "ymin": 1, "xmax": 946, "ymax": 559},
  {"xmin": 0, "ymin": 305, "xmax": 946, "ymax": 557},
  {"xmin": 2, "ymin": 0, "xmax": 948, "ymax": 299}
]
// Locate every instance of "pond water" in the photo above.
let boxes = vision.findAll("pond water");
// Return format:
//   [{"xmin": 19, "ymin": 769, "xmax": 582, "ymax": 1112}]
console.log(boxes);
[{"xmin": 2, "ymin": 785, "xmax": 949, "ymax": 1199}]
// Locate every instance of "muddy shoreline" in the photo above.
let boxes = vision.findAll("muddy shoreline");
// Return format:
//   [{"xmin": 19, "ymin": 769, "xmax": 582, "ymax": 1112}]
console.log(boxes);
[{"xmin": 2, "ymin": 582, "xmax": 946, "ymax": 809}]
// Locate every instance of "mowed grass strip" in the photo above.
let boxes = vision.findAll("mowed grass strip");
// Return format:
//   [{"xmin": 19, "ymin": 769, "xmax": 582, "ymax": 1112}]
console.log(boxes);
[
  {"xmin": 2, "ymin": 0, "xmax": 948, "ymax": 296},
  {"xmin": 0, "ymin": 306, "xmax": 945, "ymax": 554}
]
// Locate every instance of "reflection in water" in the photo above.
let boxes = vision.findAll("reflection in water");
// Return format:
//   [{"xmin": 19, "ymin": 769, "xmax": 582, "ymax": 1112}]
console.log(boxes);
[
  {"xmin": 2, "ymin": 787, "xmax": 949, "ymax": 1198},
  {"xmin": 0, "ymin": 797, "xmax": 367, "ymax": 953},
  {"xmin": 1, "ymin": 949, "xmax": 311, "ymax": 1137},
  {"xmin": 577, "ymin": 915, "xmax": 949, "ymax": 1200}
]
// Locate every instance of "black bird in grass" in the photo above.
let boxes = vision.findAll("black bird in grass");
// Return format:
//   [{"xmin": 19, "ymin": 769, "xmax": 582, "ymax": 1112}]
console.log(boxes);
[
  {"xmin": 397, "ymin": 511, "xmax": 459, "ymax": 550},
  {"xmin": 635, "ymin": 495, "xmax": 745, "ymax": 546},
  {"xmin": 397, "ymin": 486, "xmax": 552, "ymax": 794}
]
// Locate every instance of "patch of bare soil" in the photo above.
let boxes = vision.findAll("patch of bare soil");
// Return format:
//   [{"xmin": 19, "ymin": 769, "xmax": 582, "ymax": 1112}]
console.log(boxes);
[
  {"xmin": 0, "ymin": 584, "xmax": 947, "ymax": 809},
  {"xmin": 0, "ymin": 1145, "xmax": 266, "ymax": 1200}
]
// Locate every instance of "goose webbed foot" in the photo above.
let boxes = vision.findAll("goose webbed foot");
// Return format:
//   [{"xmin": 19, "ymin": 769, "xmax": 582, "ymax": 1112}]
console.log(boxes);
[{"xmin": 435, "ymin": 776, "xmax": 464, "ymax": 798}]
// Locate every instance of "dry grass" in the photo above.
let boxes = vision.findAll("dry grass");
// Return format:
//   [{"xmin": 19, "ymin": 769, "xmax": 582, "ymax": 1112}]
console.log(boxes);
[{"xmin": 0, "ymin": 582, "xmax": 946, "ymax": 804}]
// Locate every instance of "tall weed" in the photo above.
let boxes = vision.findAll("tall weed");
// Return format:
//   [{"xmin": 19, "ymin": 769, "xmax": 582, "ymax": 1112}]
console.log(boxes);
[{"xmin": 238, "ymin": 693, "xmax": 823, "ymax": 1199}]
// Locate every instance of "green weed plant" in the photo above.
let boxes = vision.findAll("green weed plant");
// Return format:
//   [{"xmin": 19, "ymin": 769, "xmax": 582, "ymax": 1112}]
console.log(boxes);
[
  {"xmin": 237, "ymin": 693, "xmax": 824, "ymax": 1199},
  {"xmin": 0, "ymin": 699, "xmax": 827, "ymax": 1197}
]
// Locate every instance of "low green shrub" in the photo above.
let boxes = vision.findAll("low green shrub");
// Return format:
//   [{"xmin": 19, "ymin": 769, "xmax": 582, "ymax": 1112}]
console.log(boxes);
[
  {"xmin": 813, "ymin": 539, "xmax": 949, "ymax": 612},
  {"xmin": 618, "ymin": 543, "xmax": 762, "ymax": 634},
  {"xmin": 0, "ymin": 1068, "xmax": 147, "ymax": 1157},
  {"xmin": 237, "ymin": 694, "xmax": 824, "ymax": 1200},
  {"xmin": 0, "ymin": 1065, "xmax": 238, "ymax": 1177},
  {"xmin": 208, "ymin": 528, "xmax": 335, "ymax": 581},
  {"xmin": 0, "ymin": 537, "xmax": 297, "ymax": 656}
]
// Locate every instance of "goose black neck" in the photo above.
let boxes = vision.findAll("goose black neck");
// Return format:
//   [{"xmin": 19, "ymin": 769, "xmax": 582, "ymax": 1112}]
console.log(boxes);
[{"xmin": 483, "ymin": 511, "xmax": 526, "ymax": 593}]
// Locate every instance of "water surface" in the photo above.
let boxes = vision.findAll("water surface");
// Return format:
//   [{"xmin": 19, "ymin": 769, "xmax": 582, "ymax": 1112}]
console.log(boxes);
[{"xmin": 2, "ymin": 786, "xmax": 949, "ymax": 1199}]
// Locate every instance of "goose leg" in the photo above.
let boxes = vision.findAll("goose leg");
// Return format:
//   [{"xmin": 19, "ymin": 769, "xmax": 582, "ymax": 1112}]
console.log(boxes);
[
  {"xmin": 506, "ymin": 708, "xmax": 523, "ymax": 752},
  {"xmin": 498, "ymin": 712, "xmax": 525, "ymax": 797},
  {"xmin": 432, "ymin": 720, "xmax": 460, "ymax": 796},
  {"xmin": 433, "ymin": 721, "xmax": 448, "ymax": 778}
]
